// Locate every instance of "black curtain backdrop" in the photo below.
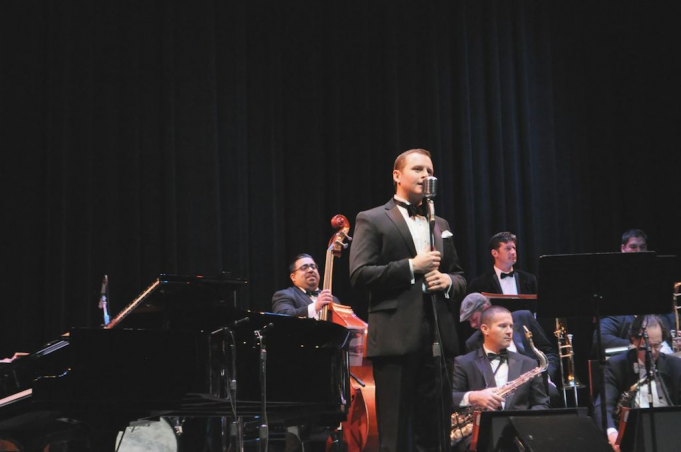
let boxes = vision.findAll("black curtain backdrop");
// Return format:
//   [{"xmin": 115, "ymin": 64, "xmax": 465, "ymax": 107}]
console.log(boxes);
[{"xmin": 1, "ymin": 1, "xmax": 680, "ymax": 368}]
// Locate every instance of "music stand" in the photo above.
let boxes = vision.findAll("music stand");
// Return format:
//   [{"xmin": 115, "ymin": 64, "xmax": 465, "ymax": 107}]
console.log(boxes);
[
  {"xmin": 470, "ymin": 408, "xmax": 593, "ymax": 452},
  {"xmin": 508, "ymin": 412, "xmax": 612, "ymax": 452},
  {"xmin": 537, "ymin": 252, "xmax": 678, "ymax": 442},
  {"xmin": 618, "ymin": 406, "xmax": 681, "ymax": 452}
]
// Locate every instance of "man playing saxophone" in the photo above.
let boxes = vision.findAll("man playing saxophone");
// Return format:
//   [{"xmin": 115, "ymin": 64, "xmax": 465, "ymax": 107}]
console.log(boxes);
[
  {"xmin": 594, "ymin": 315, "xmax": 681, "ymax": 452},
  {"xmin": 451, "ymin": 305, "xmax": 549, "ymax": 450}
]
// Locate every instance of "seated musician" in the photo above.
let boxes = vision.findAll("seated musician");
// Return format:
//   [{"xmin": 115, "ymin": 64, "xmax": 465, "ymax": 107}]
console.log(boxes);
[
  {"xmin": 271, "ymin": 253, "xmax": 338, "ymax": 452},
  {"xmin": 452, "ymin": 305, "xmax": 549, "ymax": 451},
  {"xmin": 592, "ymin": 229, "xmax": 676, "ymax": 356},
  {"xmin": 593, "ymin": 315, "xmax": 681, "ymax": 452},
  {"xmin": 272, "ymin": 253, "xmax": 337, "ymax": 318},
  {"xmin": 459, "ymin": 292, "xmax": 562, "ymax": 406}
]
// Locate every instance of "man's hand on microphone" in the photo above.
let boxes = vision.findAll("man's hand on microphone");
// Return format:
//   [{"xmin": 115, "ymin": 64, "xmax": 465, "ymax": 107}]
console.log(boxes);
[
  {"xmin": 314, "ymin": 289, "xmax": 333, "ymax": 312},
  {"xmin": 412, "ymin": 250, "xmax": 441, "ymax": 274}
]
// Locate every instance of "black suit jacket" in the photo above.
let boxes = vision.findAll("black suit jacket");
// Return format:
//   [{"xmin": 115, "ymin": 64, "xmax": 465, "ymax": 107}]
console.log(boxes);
[
  {"xmin": 465, "ymin": 310, "xmax": 560, "ymax": 383},
  {"xmin": 349, "ymin": 199, "xmax": 466, "ymax": 357},
  {"xmin": 452, "ymin": 348, "xmax": 550, "ymax": 410},
  {"xmin": 467, "ymin": 268, "xmax": 537, "ymax": 295},
  {"xmin": 271, "ymin": 286, "xmax": 340, "ymax": 317},
  {"xmin": 593, "ymin": 348, "xmax": 681, "ymax": 431}
]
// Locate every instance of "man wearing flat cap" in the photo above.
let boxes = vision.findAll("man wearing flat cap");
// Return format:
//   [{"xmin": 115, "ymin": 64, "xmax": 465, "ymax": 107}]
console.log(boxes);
[{"xmin": 460, "ymin": 292, "xmax": 561, "ymax": 405}]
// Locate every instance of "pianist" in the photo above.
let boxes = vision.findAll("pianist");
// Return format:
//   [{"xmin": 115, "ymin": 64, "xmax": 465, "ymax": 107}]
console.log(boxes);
[{"xmin": 272, "ymin": 253, "xmax": 338, "ymax": 319}]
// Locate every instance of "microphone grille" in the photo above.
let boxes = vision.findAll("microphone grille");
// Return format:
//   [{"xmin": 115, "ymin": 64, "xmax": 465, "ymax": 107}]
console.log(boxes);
[{"xmin": 424, "ymin": 176, "xmax": 438, "ymax": 198}]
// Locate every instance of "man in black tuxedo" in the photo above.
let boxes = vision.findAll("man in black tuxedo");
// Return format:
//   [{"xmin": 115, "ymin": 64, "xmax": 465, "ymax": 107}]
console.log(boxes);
[
  {"xmin": 459, "ymin": 293, "xmax": 560, "ymax": 389},
  {"xmin": 272, "ymin": 253, "xmax": 336, "ymax": 318},
  {"xmin": 466, "ymin": 231, "xmax": 537, "ymax": 296},
  {"xmin": 593, "ymin": 315, "xmax": 681, "ymax": 452},
  {"xmin": 452, "ymin": 305, "xmax": 549, "ymax": 450},
  {"xmin": 349, "ymin": 149, "xmax": 466, "ymax": 452}
]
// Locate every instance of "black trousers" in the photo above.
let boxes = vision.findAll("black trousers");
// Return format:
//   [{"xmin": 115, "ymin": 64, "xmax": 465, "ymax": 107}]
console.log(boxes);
[{"xmin": 372, "ymin": 348, "xmax": 453, "ymax": 452}]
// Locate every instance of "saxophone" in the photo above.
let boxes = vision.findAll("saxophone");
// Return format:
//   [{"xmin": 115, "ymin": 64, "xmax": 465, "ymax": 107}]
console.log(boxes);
[
  {"xmin": 451, "ymin": 326, "xmax": 549, "ymax": 443},
  {"xmin": 614, "ymin": 375, "xmax": 650, "ymax": 423}
]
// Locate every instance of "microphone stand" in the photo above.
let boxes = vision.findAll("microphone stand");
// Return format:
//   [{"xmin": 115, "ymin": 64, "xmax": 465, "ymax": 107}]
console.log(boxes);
[
  {"xmin": 425, "ymin": 195, "xmax": 448, "ymax": 452},
  {"xmin": 255, "ymin": 323, "xmax": 273, "ymax": 452},
  {"xmin": 640, "ymin": 324, "xmax": 659, "ymax": 452},
  {"xmin": 211, "ymin": 324, "xmax": 245, "ymax": 452}
]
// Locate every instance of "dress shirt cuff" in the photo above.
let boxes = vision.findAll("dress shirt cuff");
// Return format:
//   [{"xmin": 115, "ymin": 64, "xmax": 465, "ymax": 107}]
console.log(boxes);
[
  {"xmin": 444, "ymin": 274, "xmax": 453, "ymax": 299},
  {"xmin": 409, "ymin": 259, "xmax": 415, "ymax": 284},
  {"xmin": 607, "ymin": 427, "xmax": 618, "ymax": 438},
  {"xmin": 460, "ymin": 392, "xmax": 472, "ymax": 406},
  {"xmin": 307, "ymin": 302, "xmax": 317, "ymax": 319}
]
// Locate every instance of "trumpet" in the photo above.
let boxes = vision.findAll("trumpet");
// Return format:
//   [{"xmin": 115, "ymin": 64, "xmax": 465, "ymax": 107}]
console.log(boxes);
[{"xmin": 555, "ymin": 318, "xmax": 584, "ymax": 406}]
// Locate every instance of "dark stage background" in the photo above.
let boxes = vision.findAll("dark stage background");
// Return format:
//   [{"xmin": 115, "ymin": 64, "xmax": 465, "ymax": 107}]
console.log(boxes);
[{"xmin": 1, "ymin": 0, "xmax": 680, "ymax": 385}]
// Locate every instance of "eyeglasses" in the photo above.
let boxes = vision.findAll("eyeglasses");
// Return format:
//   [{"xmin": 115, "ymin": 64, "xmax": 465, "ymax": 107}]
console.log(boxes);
[
  {"xmin": 638, "ymin": 343, "xmax": 663, "ymax": 351},
  {"xmin": 293, "ymin": 263, "xmax": 318, "ymax": 272}
]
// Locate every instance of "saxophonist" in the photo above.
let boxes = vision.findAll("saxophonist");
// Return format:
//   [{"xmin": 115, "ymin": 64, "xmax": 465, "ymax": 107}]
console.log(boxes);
[
  {"xmin": 594, "ymin": 315, "xmax": 681, "ymax": 452},
  {"xmin": 452, "ymin": 306, "xmax": 549, "ymax": 451}
]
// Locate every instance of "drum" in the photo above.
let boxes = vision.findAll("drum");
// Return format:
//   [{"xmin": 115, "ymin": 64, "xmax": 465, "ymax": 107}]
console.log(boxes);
[{"xmin": 117, "ymin": 418, "xmax": 179, "ymax": 452}]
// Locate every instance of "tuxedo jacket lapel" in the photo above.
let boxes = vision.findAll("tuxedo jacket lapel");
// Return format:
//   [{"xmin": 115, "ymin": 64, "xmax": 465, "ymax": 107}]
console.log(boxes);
[
  {"xmin": 474, "ymin": 349, "xmax": 497, "ymax": 388},
  {"xmin": 295, "ymin": 288, "xmax": 313, "ymax": 307},
  {"xmin": 503, "ymin": 353, "xmax": 523, "ymax": 409},
  {"xmin": 491, "ymin": 272, "xmax": 503, "ymax": 293},
  {"xmin": 433, "ymin": 221, "xmax": 443, "ymax": 253},
  {"xmin": 385, "ymin": 203, "xmax": 417, "ymax": 257}
]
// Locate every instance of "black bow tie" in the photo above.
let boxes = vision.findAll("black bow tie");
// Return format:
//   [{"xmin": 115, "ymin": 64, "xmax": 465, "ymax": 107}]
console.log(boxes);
[
  {"xmin": 307, "ymin": 289, "xmax": 320, "ymax": 297},
  {"xmin": 394, "ymin": 199, "xmax": 427, "ymax": 217},
  {"xmin": 487, "ymin": 349, "xmax": 508, "ymax": 362},
  {"xmin": 500, "ymin": 271, "xmax": 514, "ymax": 279}
]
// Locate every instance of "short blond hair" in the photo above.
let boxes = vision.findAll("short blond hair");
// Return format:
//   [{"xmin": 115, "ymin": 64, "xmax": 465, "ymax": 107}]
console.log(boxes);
[{"xmin": 393, "ymin": 149, "xmax": 431, "ymax": 171}]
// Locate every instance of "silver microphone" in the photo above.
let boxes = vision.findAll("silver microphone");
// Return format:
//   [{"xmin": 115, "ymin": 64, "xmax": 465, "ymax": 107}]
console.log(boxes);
[{"xmin": 423, "ymin": 176, "xmax": 438, "ymax": 198}]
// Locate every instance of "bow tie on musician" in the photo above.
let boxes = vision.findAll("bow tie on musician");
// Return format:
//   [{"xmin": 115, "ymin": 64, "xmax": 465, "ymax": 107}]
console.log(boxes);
[{"xmin": 487, "ymin": 349, "xmax": 508, "ymax": 362}]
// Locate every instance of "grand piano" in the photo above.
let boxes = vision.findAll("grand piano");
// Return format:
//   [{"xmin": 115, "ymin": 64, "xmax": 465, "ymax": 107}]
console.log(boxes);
[{"xmin": 0, "ymin": 275, "xmax": 351, "ymax": 451}]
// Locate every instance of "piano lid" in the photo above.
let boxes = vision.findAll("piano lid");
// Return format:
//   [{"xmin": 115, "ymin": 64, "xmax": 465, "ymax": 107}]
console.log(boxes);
[{"xmin": 105, "ymin": 274, "xmax": 247, "ymax": 331}]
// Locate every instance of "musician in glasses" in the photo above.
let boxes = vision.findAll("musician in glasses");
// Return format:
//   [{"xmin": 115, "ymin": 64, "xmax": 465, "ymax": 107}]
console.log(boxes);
[
  {"xmin": 272, "ymin": 253, "xmax": 336, "ymax": 319},
  {"xmin": 593, "ymin": 315, "xmax": 681, "ymax": 452}
]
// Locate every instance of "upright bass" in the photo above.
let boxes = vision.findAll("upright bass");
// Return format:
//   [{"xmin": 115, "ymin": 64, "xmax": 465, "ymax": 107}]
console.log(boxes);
[{"xmin": 321, "ymin": 215, "xmax": 378, "ymax": 452}]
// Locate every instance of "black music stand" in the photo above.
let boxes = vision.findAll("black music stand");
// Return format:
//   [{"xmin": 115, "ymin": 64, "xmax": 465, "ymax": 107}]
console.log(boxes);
[
  {"xmin": 618, "ymin": 406, "xmax": 681, "ymax": 452},
  {"xmin": 537, "ymin": 252, "xmax": 678, "ymax": 443},
  {"xmin": 507, "ymin": 412, "xmax": 612, "ymax": 452},
  {"xmin": 471, "ymin": 408, "xmax": 606, "ymax": 452}
]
